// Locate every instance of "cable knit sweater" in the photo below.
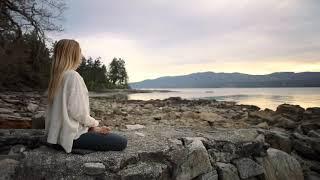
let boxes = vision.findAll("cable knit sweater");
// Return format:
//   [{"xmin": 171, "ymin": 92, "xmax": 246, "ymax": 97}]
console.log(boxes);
[{"xmin": 45, "ymin": 69, "xmax": 100, "ymax": 153}]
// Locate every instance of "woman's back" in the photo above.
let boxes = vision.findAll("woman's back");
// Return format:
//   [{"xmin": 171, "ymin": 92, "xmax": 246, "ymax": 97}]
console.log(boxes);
[{"xmin": 45, "ymin": 69, "xmax": 91, "ymax": 153}]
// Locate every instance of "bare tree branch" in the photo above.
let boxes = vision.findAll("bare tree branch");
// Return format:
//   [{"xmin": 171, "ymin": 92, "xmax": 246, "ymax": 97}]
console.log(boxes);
[{"xmin": 1, "ymin": 0, "xmax": 66, "ymax": 42}]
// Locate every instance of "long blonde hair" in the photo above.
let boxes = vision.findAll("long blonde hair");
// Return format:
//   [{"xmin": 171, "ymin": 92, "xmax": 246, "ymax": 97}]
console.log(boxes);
[{"xmin": 47, "ymin": 39, "xmax": 81, "ymax": 104}]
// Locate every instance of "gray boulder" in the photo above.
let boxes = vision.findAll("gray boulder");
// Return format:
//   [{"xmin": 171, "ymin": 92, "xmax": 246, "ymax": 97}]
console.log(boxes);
[
  {"xmin": 174, "ymin": 139, "xmax": 212, "ymax": 180},
  {"xmin": 276, "ymin": 104, "xmax": 305, "ymax": 121},
  {"xmin": 304, "ymin": 107, "xmax": 320, "ymax": 120},
  {"xmin": 216, "ymin": 162, "xmax": 240, "ymax": 180},
  {"xmin": 274, "ymin": 117, "xmax": 298, "ymax": 130},
  {"xmin": 206, "ymin": 141, "xmax": 268, "ymax": 163},
  {"xmin": 204, "ymin": 129, "xmax": 260, "ymax": 143},
  {"xmin": 232, "ymin": 158, "xmax": 264, "ymax": 179},
  {"xmin": 194, "ymin": 170, "xmax": 218, "ymax": 180},
  {"xmin": 293, "ymin": 132, "xmax": 320, "ymax": 161},
  {"xmin": 301, "ymin": 122, "xmax": 320, "ymax": 135},
  {"xmin": 264, "ymin": 130, "xmax": 292, "ymax": 153},
  {"xmin": 208, "ymin": 149, "xmax": 239, "ymax": 163},
  {"xmin": 118, "ymin": 162, "xmax": 169, "ymax": 180},
  {"xmin": 248, "ymin": 110, "xmax": 279, "ymax": 125},
  {"xmin": 256, "ymin": 148, "xmax": 304, "ymax": 180}
]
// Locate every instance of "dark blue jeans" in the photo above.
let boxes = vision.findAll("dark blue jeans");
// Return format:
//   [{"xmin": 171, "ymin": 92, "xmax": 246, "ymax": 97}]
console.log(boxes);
[
  {"xmin": 49, "ymin": 132, "xmax": 127, "ymax": 152},
  {"xmin": 73, "ymin": 131, "xmax": 128, "ymax": 151}
]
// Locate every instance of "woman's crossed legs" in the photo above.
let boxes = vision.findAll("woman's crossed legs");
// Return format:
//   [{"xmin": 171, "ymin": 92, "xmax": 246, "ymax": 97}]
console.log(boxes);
[{"xmin": 72, "ymin": 131, "xmax": 128, "ymax": 151}]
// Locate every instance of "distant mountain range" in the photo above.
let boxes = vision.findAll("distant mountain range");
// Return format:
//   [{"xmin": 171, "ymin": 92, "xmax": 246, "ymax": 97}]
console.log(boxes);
[{"xmin": 129, "ymin": 72, "xmax": 320, "ymax": 88}]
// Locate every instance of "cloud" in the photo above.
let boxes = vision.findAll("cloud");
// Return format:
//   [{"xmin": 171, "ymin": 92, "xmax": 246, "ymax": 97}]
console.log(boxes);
[{"xmin": 50, "ymin": 0, "xmax": 320, "ymax": 82}]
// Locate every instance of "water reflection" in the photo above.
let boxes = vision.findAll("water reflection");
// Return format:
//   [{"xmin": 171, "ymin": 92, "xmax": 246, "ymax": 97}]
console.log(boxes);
[{"xmin": 128, "ymin": 88, "xmax": 320, "ymax": 110}]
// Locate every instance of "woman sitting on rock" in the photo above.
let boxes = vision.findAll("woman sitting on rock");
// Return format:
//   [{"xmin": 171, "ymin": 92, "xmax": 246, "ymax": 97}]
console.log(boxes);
[{"xmin": 45, "ymin": 39, "xmax": 127, "ymax": 153}]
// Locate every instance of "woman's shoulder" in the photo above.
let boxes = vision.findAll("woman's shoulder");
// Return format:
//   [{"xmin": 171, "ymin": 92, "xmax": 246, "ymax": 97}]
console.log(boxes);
[
  {"xmin": 63, "ymin": 69, "xmax": 86, "ymax": 87},
  {"xmin": 64, "ymin": 69, "xmax": 79, "ymax": 76},
  {"xmin": 64, "ymin": 69, "xmax": 81, "ymax": 80}
]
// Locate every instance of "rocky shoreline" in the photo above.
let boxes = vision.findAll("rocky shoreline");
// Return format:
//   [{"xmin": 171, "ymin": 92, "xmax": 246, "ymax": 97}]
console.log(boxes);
[{"xmin": 0, "ymin": 91, "xmax": 319, "ymax": 179}]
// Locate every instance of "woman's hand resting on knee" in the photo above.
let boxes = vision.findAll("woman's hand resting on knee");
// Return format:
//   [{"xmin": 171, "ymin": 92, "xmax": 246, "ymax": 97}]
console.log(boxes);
[{"xmin": 88, "ymin": 126, "xmax": 111, "ymax": 134}]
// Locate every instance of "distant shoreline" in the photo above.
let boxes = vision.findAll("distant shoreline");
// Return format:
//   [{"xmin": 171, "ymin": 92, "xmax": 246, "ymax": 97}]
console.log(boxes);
[
  {"xmin": 88, "ymin": 89, "xmax": 175, "ymax": 98},
  {"xmin": 90, "ymin": 89, "xmax": 175, "ymax": 94}
]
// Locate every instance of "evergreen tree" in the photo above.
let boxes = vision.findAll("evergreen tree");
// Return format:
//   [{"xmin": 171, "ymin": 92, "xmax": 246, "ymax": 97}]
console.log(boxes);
[
  {"xmin": 108, "ymin": 57, "xmax": 129, "ymax": 88},
  {"xmin": 77, "ymin": 57, "xmax": 130, "ymax": 91}
]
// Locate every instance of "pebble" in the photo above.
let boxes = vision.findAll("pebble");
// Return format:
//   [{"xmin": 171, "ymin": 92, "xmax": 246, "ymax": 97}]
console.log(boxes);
[
  {"xmin": 153, "ymin": 116, "xmax": 162, "ymax": 120},
  {"xmin": 8, "ymin": 144, "xmax": 26, "ymax": 155},
  {"xmin": 126, "ymin": 124, "xmax": 146, "ymax": 130},
  {"xmin": 135, "ymin": 132, "xmax": 145, "ymax": 137},
  {"xmin": 83, "ymin": 162, "xmax": 106, "ymax": 175},
  {"xmin": 27, "ymin": 103, "xmax": 38, "ymax": 112}
]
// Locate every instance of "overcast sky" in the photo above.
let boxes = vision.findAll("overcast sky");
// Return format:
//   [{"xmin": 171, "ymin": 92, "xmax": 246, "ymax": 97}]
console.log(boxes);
[{"xmin": 50, "ymin": 0, "xmax": 320, "ymax": 82}]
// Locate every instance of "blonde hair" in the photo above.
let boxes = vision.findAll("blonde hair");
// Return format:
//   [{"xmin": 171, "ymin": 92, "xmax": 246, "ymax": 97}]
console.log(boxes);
[{"xmin": 47, "ymin": 39, "xmax": 81, "ymax": 104}]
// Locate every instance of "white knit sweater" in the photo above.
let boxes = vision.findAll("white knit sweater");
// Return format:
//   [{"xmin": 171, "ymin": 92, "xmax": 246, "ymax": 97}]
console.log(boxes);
[{"xmin": 45, "ymin": 69, "xmax": 100, "ymax": 153}]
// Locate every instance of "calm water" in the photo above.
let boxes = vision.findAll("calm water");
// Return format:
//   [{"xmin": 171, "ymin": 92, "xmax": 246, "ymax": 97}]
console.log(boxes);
[{"xmin": 128, "ymin": 88, "xmax": 320, "ymax": 110}]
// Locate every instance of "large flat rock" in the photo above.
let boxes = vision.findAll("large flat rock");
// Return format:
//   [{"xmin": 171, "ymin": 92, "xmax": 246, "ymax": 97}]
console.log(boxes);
[{"xmin": 0, "ymin": 126, "xmax": 306, "ymax": 180}]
